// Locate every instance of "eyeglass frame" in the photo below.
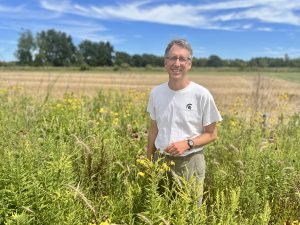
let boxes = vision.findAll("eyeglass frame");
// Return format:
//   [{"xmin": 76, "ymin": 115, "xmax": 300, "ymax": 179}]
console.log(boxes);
[{"xmin": 165, "ymin": 56, "xmax": 192, "ymax": 64}]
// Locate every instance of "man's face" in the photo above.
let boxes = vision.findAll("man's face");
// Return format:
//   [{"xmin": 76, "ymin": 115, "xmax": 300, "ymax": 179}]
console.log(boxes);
[{"xmin": 164, "ymin": 44, "xmax": 192, "ymax": 80}]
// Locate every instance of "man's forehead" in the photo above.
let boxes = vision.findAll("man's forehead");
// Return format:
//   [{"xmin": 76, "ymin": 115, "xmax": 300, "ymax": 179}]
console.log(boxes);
[{"xmin": 168, "ymin": 45, "xmax": 190, "ymax": 54}]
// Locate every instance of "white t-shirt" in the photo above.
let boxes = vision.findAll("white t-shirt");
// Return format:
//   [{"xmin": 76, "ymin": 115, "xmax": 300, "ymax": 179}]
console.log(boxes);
[{"xmin": 147, "ymin": 81, "xmax": 222, "ymax": 156}]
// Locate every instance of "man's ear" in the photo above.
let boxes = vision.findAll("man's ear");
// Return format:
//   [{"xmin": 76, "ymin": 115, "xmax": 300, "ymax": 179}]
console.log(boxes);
[{"xmin": 187, "ymin": 61, "xmax": 192, "ymax": 70}]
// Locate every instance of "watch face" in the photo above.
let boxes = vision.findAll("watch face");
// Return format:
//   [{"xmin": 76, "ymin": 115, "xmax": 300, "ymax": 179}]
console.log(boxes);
[{"xmin": 188, "ymin": 139, "xmax": 194, "ymax": 148}]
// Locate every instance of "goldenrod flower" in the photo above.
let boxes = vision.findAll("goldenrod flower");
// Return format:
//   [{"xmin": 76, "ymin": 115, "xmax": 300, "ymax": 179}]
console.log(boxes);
[
  {"xmin": 112, "ymin": 118, "xmax": 119, "ymax": 126},
  {"xmin": 100, "ymin": 220, "xmax": 110, "ymax": 225},
  {"xmin": 278, "ymin": 92, "xmax": 289, "ymax": 101},
  {"xmin": 162, "ymin": 163, "xmax": 170, "ymax": 172},
  {"xmin": 0, "ymin": 88, "xmax": 7, "ymax": 95},
  {"xmin": 136, "ymin": 158, "xmax": 151, "ymax": 168},
  {"xmin": 99, "ymin": 108, "xmax": 106, "ymax": 113},
  {"xmin": 137, "ymin": 172, "xmax": 145, "ymax": 177},
  {"xmin": 100, "ymin": 216, "xmax": 111, "ymax": 225},
  {"xmin": 230, "ymin": 120, "xmax": 236, "ymax": 127},
  {"xmin": 169, "ymin": 160, "xmax": 175, "ymax": 166},
  {"xmin": 88, "ymin": 220, "xmax": 97, "ymax": 225}
]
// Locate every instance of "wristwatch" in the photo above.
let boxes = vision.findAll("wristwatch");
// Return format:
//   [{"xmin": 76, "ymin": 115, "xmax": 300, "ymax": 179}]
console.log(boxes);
[{"xmin": 187, "ymin": 139, "xmax": 194, "ymax": 150}]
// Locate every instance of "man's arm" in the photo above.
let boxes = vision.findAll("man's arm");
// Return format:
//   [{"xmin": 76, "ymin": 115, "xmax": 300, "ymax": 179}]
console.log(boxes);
[
  {"xmin": 147, "ymin": 119, "xmax": 158, "ymax": 160},
  {"xmin": 164, "ymin": 122, "xmax": 218, "ymax": 156}
]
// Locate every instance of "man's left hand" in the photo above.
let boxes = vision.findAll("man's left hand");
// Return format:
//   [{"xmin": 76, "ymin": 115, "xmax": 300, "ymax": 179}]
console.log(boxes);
[{"xmin": 164, "ymin": 140, "xmax": 189, "ymax": 156}]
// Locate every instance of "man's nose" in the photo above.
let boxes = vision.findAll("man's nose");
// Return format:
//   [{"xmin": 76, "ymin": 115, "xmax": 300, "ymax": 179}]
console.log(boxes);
[{"xmin": 174, "ymin": 58, "xmax": 181, "ymax": 65}]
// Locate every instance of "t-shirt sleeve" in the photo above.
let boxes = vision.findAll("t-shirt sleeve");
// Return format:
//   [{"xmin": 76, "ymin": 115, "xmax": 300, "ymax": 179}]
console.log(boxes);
[
  {"xmin": 147, "ymin": 91, "xmax": 156, "ymax": 120},
  {"xmin": 202, "ymin": 92, "xmax": 222, "ymax": 126}
]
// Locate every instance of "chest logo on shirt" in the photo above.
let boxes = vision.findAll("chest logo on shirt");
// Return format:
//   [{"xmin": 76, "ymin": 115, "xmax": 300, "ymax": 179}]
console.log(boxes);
[{"xmin": 186, "ymin": 103, "xmax": 192, "ymax": 110}]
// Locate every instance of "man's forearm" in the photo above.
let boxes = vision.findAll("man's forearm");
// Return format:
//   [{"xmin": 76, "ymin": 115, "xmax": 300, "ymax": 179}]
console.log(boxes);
[
  {"xmin": 192, "ymin": 131, "xmax": 218, "ymax": 149},
  {"xmin": 147, "ymin": 133, "xmax": 157, "ymax": 160},
  {"xmin": 147, "ymin": 119, "xmax": 158, "ymax": 160},
  {"xmin": 164, "ymin": 122, "xmax": 218, "ymax": 156},
  {"xmin": 191, "ymin": 122, "xmax": 218, "ymax": 150}
]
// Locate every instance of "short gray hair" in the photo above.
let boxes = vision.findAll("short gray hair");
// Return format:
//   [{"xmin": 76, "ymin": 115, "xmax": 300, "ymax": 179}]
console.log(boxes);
[{"xmin": 164, "ymin": 39, "xmax": 193, "ymax": 58}]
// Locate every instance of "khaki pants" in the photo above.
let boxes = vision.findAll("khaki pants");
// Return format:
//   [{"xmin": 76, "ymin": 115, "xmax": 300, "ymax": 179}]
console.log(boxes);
[{"xmin": 154, "ymin": 151, "xmax": 205, "ymax": 205}]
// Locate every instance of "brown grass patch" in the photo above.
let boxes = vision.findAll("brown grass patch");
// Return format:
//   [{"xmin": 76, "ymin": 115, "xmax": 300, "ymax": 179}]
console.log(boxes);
[{"xmin": 0, "ymin": 71, "xmax": 299, "ymax": 115}]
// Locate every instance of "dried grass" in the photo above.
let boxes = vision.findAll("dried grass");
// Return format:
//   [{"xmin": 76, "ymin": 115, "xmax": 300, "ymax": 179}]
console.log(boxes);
[{"xmin": 0, "ymin": 71, "xmax": 299, "ymax": 113}]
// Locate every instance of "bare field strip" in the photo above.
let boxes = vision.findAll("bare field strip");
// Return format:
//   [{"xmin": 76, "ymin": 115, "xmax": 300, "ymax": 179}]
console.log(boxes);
[{"xmin": 0, "ymin": 71, "xmax": 300, "ymax": 113}]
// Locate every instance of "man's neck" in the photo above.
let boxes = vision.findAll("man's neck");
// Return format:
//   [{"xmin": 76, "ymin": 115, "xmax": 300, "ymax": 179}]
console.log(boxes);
[{"xmin": 168, "ymin": 79, "xmax": 190, "ymax": 91}]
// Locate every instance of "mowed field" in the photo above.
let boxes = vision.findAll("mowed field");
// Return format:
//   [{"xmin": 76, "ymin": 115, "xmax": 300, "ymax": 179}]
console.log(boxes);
[{"xmin": 0, "ymin": 70, "xmax": 300, "ymax": 114}]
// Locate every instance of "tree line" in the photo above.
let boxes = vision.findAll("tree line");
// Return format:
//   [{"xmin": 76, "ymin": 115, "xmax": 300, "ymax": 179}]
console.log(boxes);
[{"xmin": 9, "ymin": 29, "xmax": 300, "ymax": 68}]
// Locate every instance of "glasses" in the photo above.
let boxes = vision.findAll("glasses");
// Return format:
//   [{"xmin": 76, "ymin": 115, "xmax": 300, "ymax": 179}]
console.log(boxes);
[{"xmin": 166, "ymin": 56, "xmax": 191, "ymax": 64}]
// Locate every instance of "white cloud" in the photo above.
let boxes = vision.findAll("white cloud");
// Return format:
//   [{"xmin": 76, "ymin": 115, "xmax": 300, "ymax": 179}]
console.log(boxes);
[
  {"xmin": 40, "ymin": 0, "xmax": 72, "ymax": 13},
  {"xmin": 235, "ymin": 7, "xmax": 300, "ymax": 26},
  {"xmin": 1, "ymin": 0, "xmax": 300, "ymax": 52},
  {"xmin": 257, "ymin": 27, "xmax": 273, "ymax": 32},
  {"xmin": 242, "ymin": 24, "xmax": 253, "ymax": 30},
  {"xmin": 2, "ymin": 1, "xmax": 300, "ymax": 32},
  {"xmin": 87, "ymin": 2, "xmax": 210, "ymax": 28},
  {"xmin": 37, "ymin": 0, "xmax": 300, "ymax": 31},
  {"xmin": 0, "ymin": 1, "xmax": 122, "ymax": 45}
]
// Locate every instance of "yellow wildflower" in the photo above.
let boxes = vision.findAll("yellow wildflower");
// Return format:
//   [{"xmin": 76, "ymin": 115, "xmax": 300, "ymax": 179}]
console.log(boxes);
[
  {"xmin": 88, "ymin": 220, "xmax": 97, "ymax": 225},
  {"xmin": 169, "ymin": 160, "xmax": 175, "ymax": 166},
  {"xmin": 112, "ymin": 118, "xmax": 119, "ymax": 126},
  {"xmin": 99, "ymin": 108, "xmax": 105, "ymax": 113},
  {"xmin": 162, "ymin": 163, "xmax": 170, "ymax": 172},
  {"xmin": 137, "ymin": 172, "xmax": 145, "ymax": 177},
  {"xmin": 230, "ymin": 120, "xmax": 236, "ymax": 127},
  {"xmin": 0, "ymin": 88, "xmax": 7, "ymax": 95},
  {"xmin": 136, "ymin": 158, "xmax": 151, "ymax": 168},
  {"xmin": 278, "ymin": 92, "xmax": 289, "ymax": 101},
  {"xmin": 100, "ymin": 221, "xmax": 110, "ymax": 225},
  {"xmin": 100, "ymin": 216, "xmax": 111, "ymax": 225},
  {"xmin": 158, "ymin": 168, "xmax": 164, "ymax": 174}
]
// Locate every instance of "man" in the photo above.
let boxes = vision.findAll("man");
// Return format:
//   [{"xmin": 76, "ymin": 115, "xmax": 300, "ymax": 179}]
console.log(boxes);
[{"xmin": 147, "ymin": 39, "xmax": 222, "ymax": 204}]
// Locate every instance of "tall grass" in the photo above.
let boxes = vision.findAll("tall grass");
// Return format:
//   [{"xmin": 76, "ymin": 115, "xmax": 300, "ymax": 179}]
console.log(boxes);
[{"xmin": 0, "ymin": 86, "xmax": 299, "ymax": 224}]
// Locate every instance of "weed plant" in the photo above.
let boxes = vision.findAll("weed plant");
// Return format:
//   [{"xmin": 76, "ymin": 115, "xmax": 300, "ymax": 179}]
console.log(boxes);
[{"xmin": 0, "ymin": 87, "xmax": 299, "ymax": 225}]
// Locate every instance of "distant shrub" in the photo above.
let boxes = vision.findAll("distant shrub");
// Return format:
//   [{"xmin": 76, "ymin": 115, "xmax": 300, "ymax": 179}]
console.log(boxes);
[
  {"xmin": 145, "ymin": 64, "xmax": 153, "ymax": 70},
  {"xmin": 79, "ymin": 63, "xmax": 90, "ymax": 71},
  {"xmin": 120, "ymin": 63, "xmax": 130, "ymax": 70}
]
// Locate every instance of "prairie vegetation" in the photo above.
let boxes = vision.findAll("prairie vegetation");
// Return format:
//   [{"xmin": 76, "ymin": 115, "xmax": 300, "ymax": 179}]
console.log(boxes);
[{"xmin": 0, "ymin": 70, "xmax": 299, "ymax": 224}]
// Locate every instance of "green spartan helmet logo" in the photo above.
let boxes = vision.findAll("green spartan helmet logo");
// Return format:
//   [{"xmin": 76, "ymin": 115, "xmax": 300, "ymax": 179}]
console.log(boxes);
[{"xmin": 186, "ymin": 103, "xmax": 192, "ymax": 110}]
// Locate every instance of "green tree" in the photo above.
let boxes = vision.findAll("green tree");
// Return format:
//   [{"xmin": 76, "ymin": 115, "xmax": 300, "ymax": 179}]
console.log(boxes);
[
  {"xmin": 192, "ymin": 58, "xmax": 207, "ymax": 67},
  {"xmin": 229, "ymin": 59, "xmax": 247, "ymax": 68},
  {"xmin": 141, "ymin": 54, "xmax": 156, "ymax": 67},
  {"xmin": 97, "ymin": 42, "xmax": 114, "ymax": 66},
  {"xmin": 115, "ymin": 51, "xmax": 131, "ymax": 66},
  {"xmin": 248, "ymin": 57, "xmax": 268, "ymax": 67},
  {"xmin": 35, "ymin": 29, "xmax": 77, "ymax": 66},
  {"xmin": 15, "ymin": 30, "xmax": 35, "ymax": 65},
  {"xmin": 289, "ymin": 58, "xmax": 300, "ymax": 67},
  {"xmin": 130, "ymin": 54, "xmax": 144, "ymax": 67},
  {"xmin": 206, "ymin": 55, "xmax": 223, "ymax": 67},
  {"xmin": 79, "ymin": 40, "xmax": 99, "ymax": 66},
  {"xmin": 79, "ymin": 41, "xmax": 114, "ymax": 66},
  {"xmin": 141, "ymin": 54, "xmax": 164, "ymax": 67}
]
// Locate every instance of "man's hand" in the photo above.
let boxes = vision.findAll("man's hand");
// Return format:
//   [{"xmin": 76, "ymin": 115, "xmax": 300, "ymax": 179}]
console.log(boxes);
[{"xmin": 164, "ymin": 140, "xmax": 189, "ymax": 156}]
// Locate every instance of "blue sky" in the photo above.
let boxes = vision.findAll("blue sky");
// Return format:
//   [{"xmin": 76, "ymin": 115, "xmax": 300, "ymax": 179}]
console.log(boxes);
[{"xmin": 0, "ymin": 0, "xmax": 300, "ymax": 61}]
